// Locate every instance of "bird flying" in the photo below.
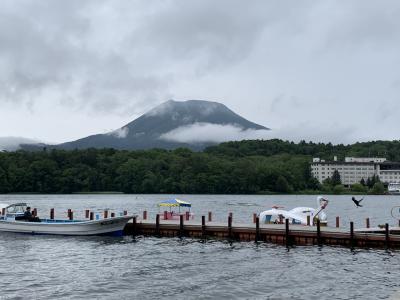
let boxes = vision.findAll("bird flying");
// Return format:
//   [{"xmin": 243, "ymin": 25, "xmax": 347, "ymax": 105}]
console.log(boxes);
[{"xmin": 351, "ymin": 196, "xmax": 364, "ymax": 207}]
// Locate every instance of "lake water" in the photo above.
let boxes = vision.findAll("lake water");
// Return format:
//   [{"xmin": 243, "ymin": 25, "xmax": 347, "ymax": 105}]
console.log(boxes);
[{"xmin": 0, "ymin": 194, "xmax": 399, "ymax": 299}]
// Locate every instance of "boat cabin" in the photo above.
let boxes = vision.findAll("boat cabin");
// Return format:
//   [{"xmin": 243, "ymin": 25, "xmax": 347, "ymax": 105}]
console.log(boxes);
[{"xmin": 1, "ymin": 203, "xmax": 27, "ymax": 220}]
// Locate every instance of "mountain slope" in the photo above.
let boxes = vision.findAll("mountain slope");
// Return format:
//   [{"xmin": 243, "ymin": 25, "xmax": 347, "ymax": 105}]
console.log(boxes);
[{"xmin": 29, "ymin": 100, "xmax": 269, "ymax": 151}]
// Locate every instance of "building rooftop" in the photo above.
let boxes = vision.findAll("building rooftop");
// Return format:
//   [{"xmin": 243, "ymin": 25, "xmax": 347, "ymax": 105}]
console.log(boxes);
[
  {"xmin": 311, "ymin": 161, "xmax": 378, "ymax": 165},
  {"xmin": 312, "ymin": 156, "xmax": 387, "ymax": 164}
]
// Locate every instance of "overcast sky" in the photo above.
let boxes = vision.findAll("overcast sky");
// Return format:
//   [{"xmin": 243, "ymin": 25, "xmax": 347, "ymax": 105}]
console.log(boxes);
[{"xmin": 1, "ymin": 0, "xmax": 400, "ymax": 145}]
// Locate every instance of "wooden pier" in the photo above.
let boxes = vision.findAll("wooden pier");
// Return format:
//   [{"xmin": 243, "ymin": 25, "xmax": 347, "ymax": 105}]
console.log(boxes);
[
  {"xmin": 124, "ymin": 215, "xmax": 400, "ymax": 249},
  {"xmin": 4, "ymin": 207, "xmax": 397, "ymax": 249}
]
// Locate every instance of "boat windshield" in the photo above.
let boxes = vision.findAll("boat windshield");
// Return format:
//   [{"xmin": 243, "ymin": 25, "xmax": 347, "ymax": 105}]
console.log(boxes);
[{"xmin": 6, "ymin": 203, "xmax": 27, "ymax": 214}]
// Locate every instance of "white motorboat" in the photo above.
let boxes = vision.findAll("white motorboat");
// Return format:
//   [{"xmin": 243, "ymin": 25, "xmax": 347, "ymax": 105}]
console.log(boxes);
[
  {"xmin": 259, "ymin": 196, "xmax": 329, "ymax": 226},
  {"xmin": 0, "ymin": 203, "xmax": 132, "ymax": 236},
  {"xmin": 388, "ymin": 183, "xmax": 400, "ymax": 195}
]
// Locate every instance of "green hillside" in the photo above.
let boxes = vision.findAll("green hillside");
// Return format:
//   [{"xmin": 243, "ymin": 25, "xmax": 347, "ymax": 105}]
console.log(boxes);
[{"xmin": 1, "ymin": 139, "xmax": 397, "ymax": 194}]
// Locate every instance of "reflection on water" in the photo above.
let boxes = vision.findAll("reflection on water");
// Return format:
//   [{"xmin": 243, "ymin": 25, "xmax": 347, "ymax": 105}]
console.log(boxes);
[
  {"xmin": 227, "ymin": 202, "xmax": 261, "ymax": 207},
  {"xmin": 0, "ymin": 194, "xmax": 400, "ymax": 299}
]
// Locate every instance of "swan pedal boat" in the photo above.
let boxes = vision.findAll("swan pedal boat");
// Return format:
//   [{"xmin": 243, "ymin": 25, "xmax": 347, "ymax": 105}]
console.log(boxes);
[
  {"xmin": 0, "ymin": 203, "xmax": 132, "ymax": 236},
  {"xmin": 259, "ymin": 196, "xmax": 329, "ymax": 226}
]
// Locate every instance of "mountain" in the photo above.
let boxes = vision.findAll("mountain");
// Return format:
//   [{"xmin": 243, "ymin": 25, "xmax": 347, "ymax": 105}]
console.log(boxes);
[{"xmin": 23, "ymin": 100, "xmax": 269, "ymax": 151}]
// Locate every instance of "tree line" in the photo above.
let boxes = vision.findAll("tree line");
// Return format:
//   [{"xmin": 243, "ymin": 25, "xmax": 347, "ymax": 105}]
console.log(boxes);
[{"xmin": 0, "ymin": 139, "xmax": 398, "ymax": 194}]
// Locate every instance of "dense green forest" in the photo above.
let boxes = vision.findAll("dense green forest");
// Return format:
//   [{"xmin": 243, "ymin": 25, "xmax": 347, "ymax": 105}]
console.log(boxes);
[{"xmin": 0, "ymin": 139, "xmax": 398, "ymax": 194}]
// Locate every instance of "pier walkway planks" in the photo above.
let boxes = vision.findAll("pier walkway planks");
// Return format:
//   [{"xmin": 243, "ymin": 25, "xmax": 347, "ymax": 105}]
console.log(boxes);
[{"xmin": 124, "ymin": 218, "xmax": 400, "ymax": 249}]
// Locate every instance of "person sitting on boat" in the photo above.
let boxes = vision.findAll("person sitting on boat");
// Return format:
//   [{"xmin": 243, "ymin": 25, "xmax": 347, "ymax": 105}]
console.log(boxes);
[
  {"xmin": 24, "ymin": 207, "xmax": 33, "ymax": 220},
  {"xmin": 23, "ymin": 207, "xmax": 41, "ymax": 222}
]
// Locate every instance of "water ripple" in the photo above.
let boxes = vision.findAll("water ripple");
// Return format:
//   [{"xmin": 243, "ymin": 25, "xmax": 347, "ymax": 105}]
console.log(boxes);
[{"xmin": 1, "ymin": 194, "xmax": 400, "ymax": 299}]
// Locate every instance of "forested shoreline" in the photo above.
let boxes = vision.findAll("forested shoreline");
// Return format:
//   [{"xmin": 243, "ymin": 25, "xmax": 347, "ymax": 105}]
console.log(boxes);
[{"xmin": 0, "ymin": 139, "xmax": 398, "ymax": 194}]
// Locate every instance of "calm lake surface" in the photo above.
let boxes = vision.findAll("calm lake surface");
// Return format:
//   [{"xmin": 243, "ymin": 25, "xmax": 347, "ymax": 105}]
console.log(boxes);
[{"xmin": 0, "ymin": 194, "xmax": 399, "ymax": 299}]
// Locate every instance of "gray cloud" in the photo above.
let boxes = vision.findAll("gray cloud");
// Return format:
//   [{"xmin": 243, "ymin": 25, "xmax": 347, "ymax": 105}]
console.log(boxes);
[
  {"xmin": 132, "ymin": 1, "xmax": 271, "ymax": 71},
  {"xmin": 267, "ymin": 123, "xmax": 359, "ymax": 145},
  {"xmin": 160, "ymin": 123, "xmax": 270, "ymax": 144},
  {"xmin": 0, "ymin": 1, "xmax": 171, "ymax": 115},
  {"xmin": 0, "ymin": 0, "xmax": 282, "ymax": 115},
  {"xmin": 0, "ymin": 137, "xmax": 41, "ymax": 151},
  {"xmin": 1, "ymin": 1, "xmax": 400, "ymax": 143},
  {"xmin": 159, "ymin": 121, "xmax": 359, "ymax": 145},
  {"xmin": 107, "ymin": 127, "xmax": 129, "ymax": 139},
  {"xmin": 321, "ymin": 1, "xmax": 400, "ymax": 49}
]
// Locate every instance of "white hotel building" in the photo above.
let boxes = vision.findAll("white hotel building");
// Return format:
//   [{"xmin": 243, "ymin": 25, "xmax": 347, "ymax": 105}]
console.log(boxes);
[{"xmin": 311, "ymin": 157, "xmax": 400, "ymax": 186}]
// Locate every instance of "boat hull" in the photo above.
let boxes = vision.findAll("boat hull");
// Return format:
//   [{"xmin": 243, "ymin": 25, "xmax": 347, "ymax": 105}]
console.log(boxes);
[{"xmin": 0, "ymin": 216, "xmax": 132, "ymax": 236}]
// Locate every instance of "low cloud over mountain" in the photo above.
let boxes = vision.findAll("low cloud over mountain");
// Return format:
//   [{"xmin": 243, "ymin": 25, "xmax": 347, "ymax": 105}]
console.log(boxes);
[
  {"xmin": 0, "ymin": 137, "xmax": 41, "ymax": 151},
  {"xmin": 160, "ymin": 123, "xmax": 270, "ymax": 144}
]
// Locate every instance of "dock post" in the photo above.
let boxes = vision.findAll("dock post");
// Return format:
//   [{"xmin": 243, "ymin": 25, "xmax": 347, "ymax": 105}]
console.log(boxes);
[
  {"xmin": 317, "ymin": 219, "xmax": 321, "ymax": 246},
  {"xmin": 366, "ymin": 218, "xmax": 370, "ymax": 228},
  {"xmin": 155, "ymin": 214, "xmax": 160, "ymax": 236},
  {"xmin": 208, "ymin": 211, "xmax": 212, "ymax": 222},
  {"xmin": 111, "ymin": 212, "xmax": 115, "ymax": 218},
  {"xmin": 179, "ymin": 215, "xmax": 184, "ymax": 238},
  {"xmin": 50, "ymin": 208, "xmax": 54, "ymax": 220},
  {"xmin": 90, "ymin": 212, "xmax": 94, "ymax": 220},
  {"xmin": 104, "ymin": 210, "xmax": 108, "ymax": 219},
  {"xmin": 67, "ymin": 209, "xmax": 72, "ymax": 219},
  {"xmin": 336, "ymin": 216, "xmax": 340, "ymax": 228},
  {"xmin": 1, "ymin": 208, "xmax": 5, "ymax": 215},
  {"xmin": 185, "ymin": 211, "xmax": 190, "ymax": 221},
  {"xmin": 228, "ymin": 215, "xmax": 233, "ymax": 239},
  {"xmin": 350, "ymin": 221, "xmax": 354, "ymax": 249},
  {"xmin": 307, "ymin": 215, "xmax": 310, "ymax": 226},
  {"xmin": 253, "ymin": 213, "xmax": 257, "ymax": 224},
  {"xmin": 132, "ymin": 216, "xmax": 137, "ymax": 237},
  {"xmin": 85, "ymin": 210, "xmax": 89, "ymax": 218},
  {"xmin": 164, "ymin": 211, "xmax": 168, "ymax": 220},
  {"xmin": 143, "ymin": 211, "xmax": 147, "ymax": 220},
  {"xmin": 69, "ymin": 211, "xmax": 73, "ymax": 221},
  {"xmin": 285, "ymin": 218, "xmax": 290, "ymax": 248},
  {"xmin": 255, "ymin": 217, "xmax": 260, "ymax": 242},
  {"xmin": 201, "ymin": 216, "xmax": 206, "ymax": 238},
  {"xmin": 33, "ymin": 208, "xmax": 37, "ymax": 217},
  {"xmin": 124, "ymin": 210, "xmax": 128, "ymax": 216},
  {"xmin": 385, "ymin": 223, "xmax": 390, "ymax": 249}
]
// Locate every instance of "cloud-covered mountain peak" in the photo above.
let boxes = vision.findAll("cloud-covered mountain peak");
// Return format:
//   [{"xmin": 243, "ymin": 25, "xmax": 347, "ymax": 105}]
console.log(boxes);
[
  {"xmin": 145, "ymin": 99, "xmax": 228, "ymax": 118},
  {"xmin": 22, "ymin": 100, "xmax": 269, "ymax": 151},
  {"xmin": 142, "ymin": 99, "xmax": 267, "ymax": 130}
]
